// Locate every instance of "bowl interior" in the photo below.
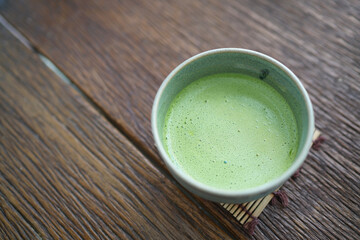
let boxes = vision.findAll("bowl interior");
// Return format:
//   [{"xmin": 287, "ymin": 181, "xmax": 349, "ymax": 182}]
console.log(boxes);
[{"xmin": 156, "ymin": 51, "xmax": 310, "ymax": 164}]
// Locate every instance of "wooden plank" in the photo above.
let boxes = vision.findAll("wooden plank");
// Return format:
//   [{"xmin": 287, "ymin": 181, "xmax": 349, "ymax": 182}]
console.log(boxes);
[
  {"xmin": 1, "ymin": 0, "xmax": 360, "ymax": 239},
  {"xmin": 0, "ymin": 26, "xmax": 237, "ymax": 239}
]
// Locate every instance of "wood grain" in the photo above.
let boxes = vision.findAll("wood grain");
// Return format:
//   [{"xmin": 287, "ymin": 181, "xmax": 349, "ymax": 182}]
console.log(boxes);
[
  {"xmin": 0, "ymin": 25, "xmax": 239, "ymax": 239},
  {"xmin": 1, "ymin": 0, "xmax": 360, "ymax": 239}
]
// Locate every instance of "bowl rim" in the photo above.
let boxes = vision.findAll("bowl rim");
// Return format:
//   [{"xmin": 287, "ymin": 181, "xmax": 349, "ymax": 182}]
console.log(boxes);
[{"xmin": 151, "ymin": 48, "xmax": 315, "ymax": 199}]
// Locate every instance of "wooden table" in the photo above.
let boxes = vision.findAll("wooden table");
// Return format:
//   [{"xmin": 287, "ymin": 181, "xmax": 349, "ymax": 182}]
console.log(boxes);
[{"xmin": 0, "ymin": 0, "xmax": 359, "ymax": 239}]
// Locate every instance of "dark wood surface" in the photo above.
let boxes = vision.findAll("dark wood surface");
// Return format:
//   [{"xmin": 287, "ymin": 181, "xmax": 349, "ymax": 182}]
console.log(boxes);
[
  {"xmin": 0, "ymin": 26, "xmax": 238, "ymax": 239},
  {"xmin": 0, "ymin": 0, "xmax": 359, "ymax": 239}
]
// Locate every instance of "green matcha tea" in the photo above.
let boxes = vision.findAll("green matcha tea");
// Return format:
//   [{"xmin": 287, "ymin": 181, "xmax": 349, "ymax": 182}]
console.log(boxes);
[{"xmin": 163, "ymin": 73, "xmax": 299, "ymax": 190}]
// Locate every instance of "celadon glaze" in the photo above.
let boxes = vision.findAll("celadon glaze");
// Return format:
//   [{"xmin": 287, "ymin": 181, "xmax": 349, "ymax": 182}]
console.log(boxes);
[
  {"xmin": 152, "ymin": 48, "xmax": 314, "ymax": 203},
  {"xmin": 163, "ymin": 73, "xmax": 298, "ymax": 190}
]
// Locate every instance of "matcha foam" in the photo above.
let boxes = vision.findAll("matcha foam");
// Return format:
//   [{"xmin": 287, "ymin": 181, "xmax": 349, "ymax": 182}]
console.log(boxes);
[{"xmin": 163, "ymin": 73, "xmax": 299, "ymax": 190}]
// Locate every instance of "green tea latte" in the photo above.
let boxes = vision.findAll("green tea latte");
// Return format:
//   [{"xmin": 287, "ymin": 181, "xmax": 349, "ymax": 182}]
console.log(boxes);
[{"xmin": 163, "ymin": 73, "xmax": 298, "ymax": 190}]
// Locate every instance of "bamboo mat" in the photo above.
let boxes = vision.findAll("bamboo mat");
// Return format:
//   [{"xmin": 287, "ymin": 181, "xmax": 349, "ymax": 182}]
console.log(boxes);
[{"xmin": 221, "ymin": 130, "xmax": 321, "ymax": 226}]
